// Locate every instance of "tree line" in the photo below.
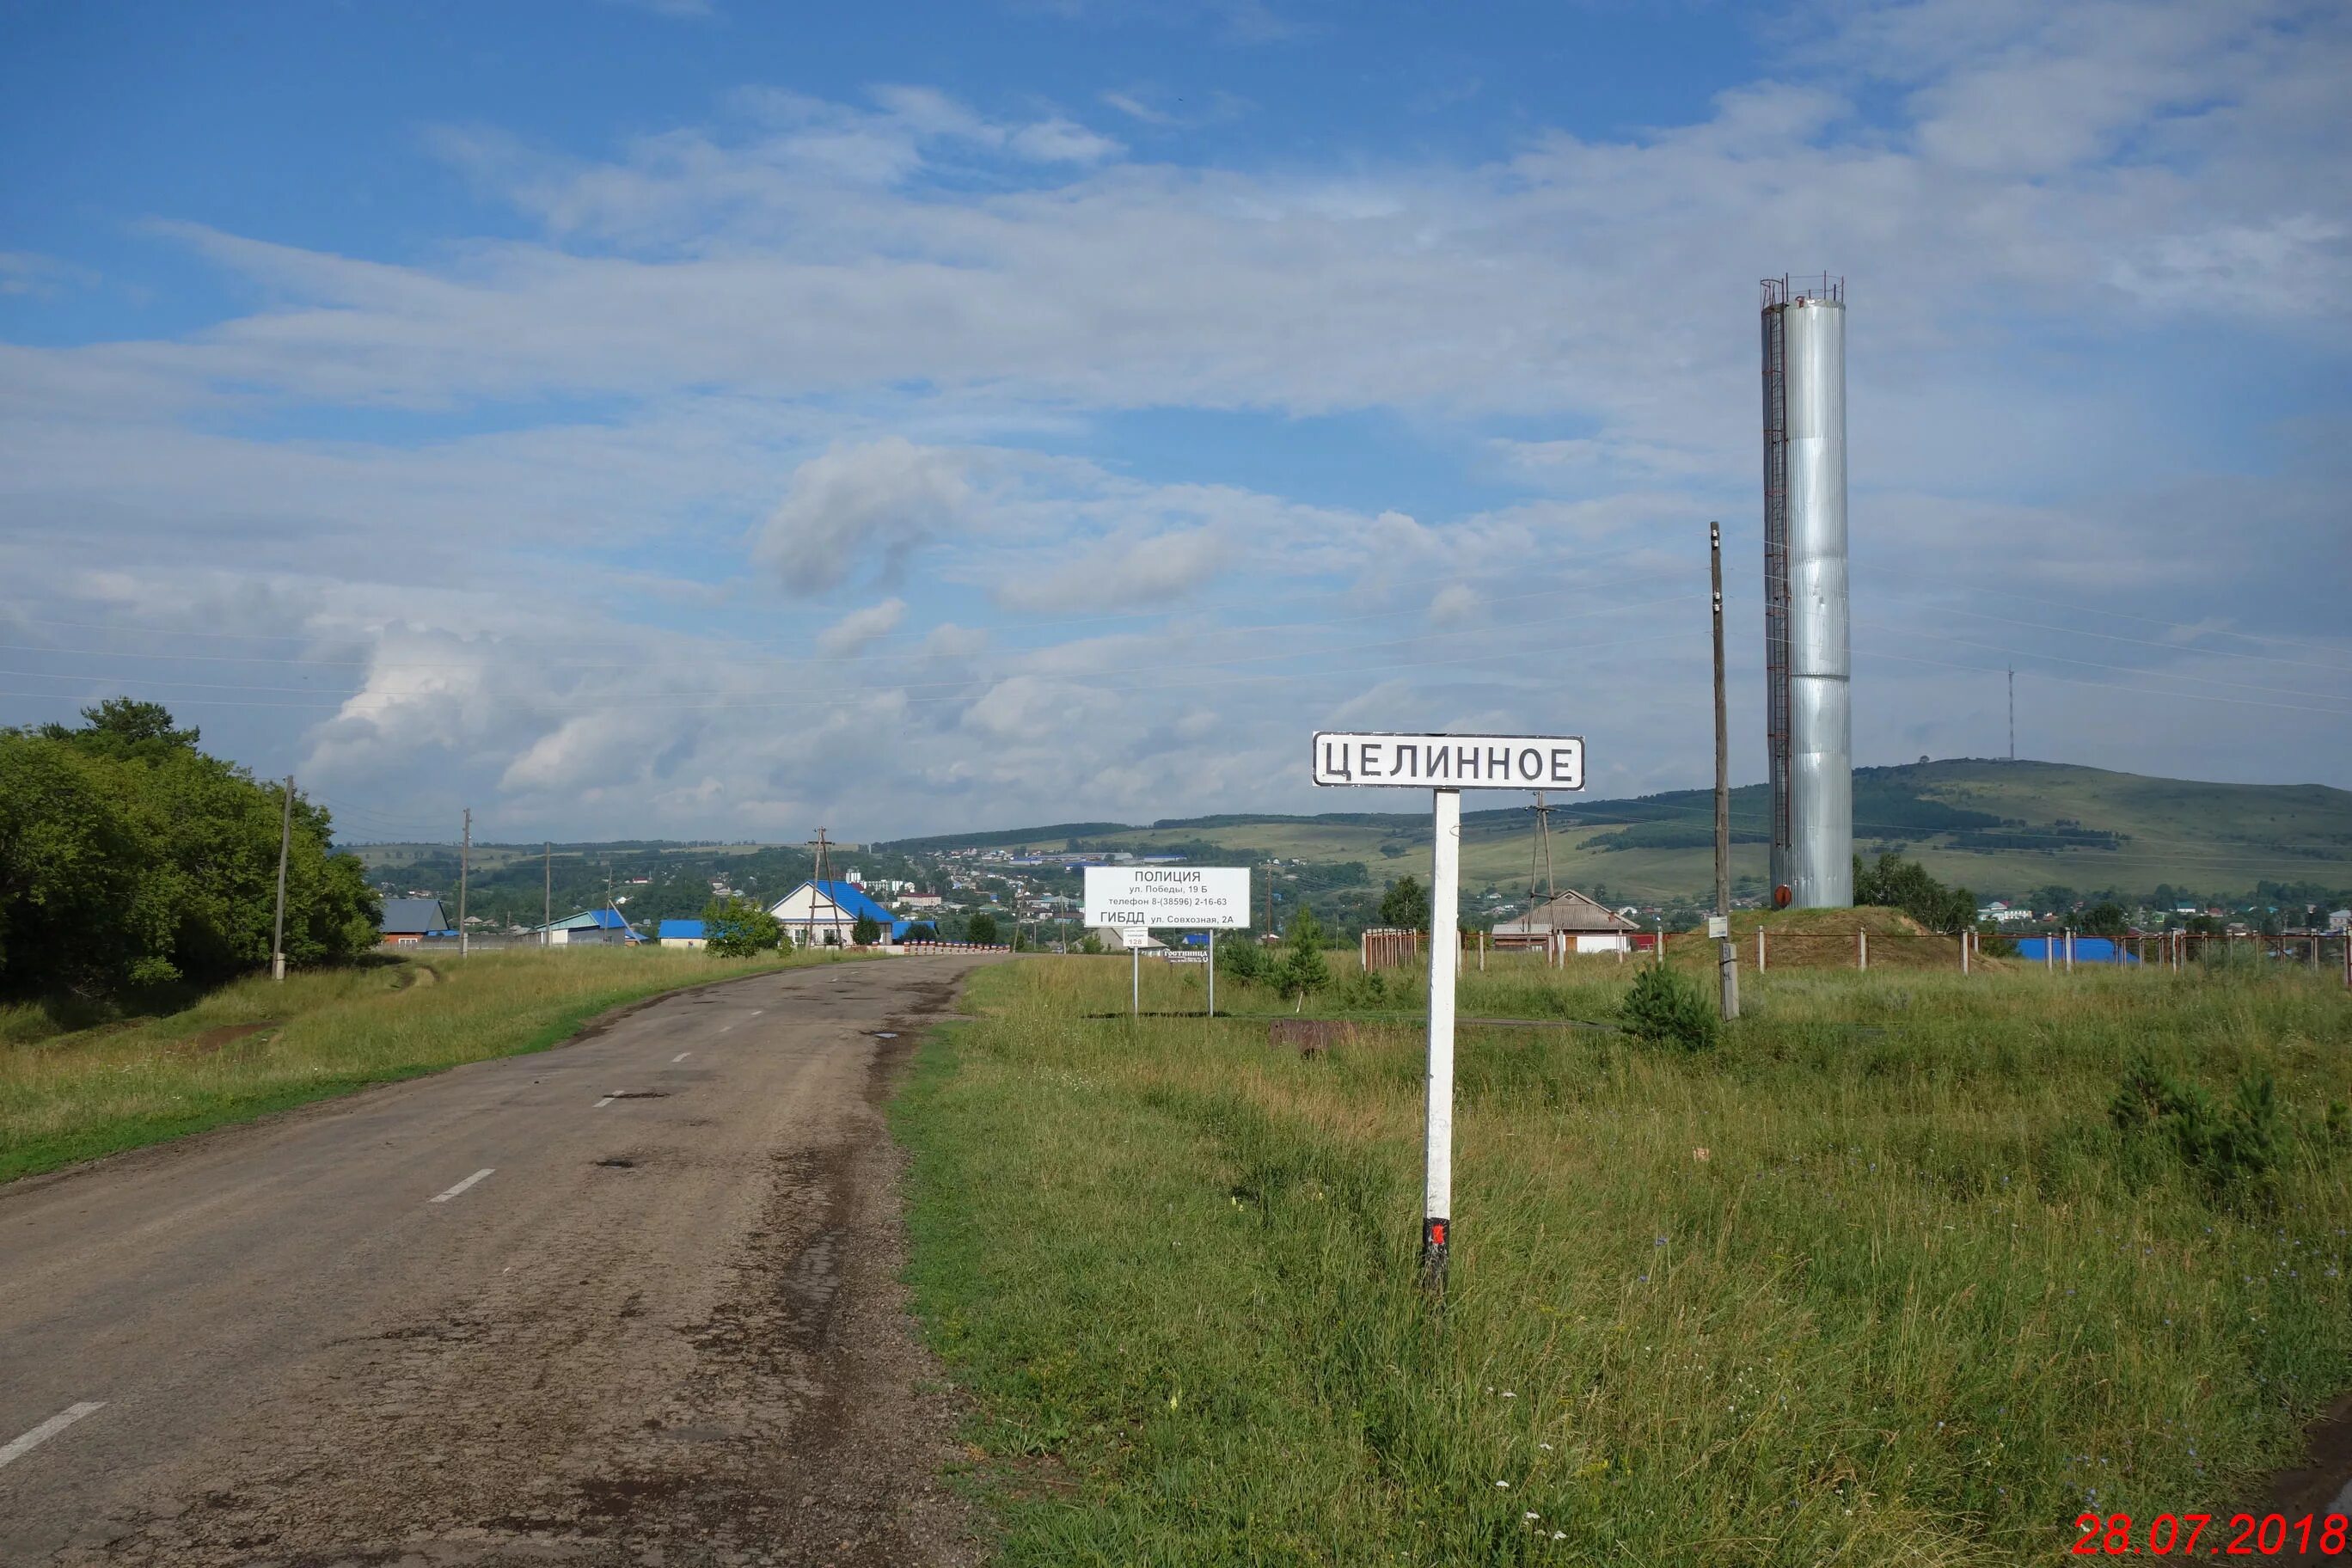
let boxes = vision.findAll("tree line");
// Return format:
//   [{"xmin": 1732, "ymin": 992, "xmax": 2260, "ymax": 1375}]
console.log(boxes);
[{"xmin": 0, "ymin": 701, "xmax": 380, "ymax": 999}]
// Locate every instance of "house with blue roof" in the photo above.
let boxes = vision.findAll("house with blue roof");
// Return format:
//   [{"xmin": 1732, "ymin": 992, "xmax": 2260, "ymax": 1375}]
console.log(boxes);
[
  {"xmin": 768, "ymin": 879, "xmax": 909, "ymax": 946},
  {"xmin": 533, "ymin": 907, "xmax": 642, "ymax": 946},
  {"xmin": 657, "ymin": 918, "xmax": 707, "ymax": 948}
]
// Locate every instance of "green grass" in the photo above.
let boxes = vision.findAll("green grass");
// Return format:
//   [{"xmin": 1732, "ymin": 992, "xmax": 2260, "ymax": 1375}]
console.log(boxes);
[
  {"xmin": 0, "ymin": 946, "xmax": 864, "ymax": 1182},
  {"xmin": 892, "ymin": 954, "xmax": 2352, "ymax": 1565}
]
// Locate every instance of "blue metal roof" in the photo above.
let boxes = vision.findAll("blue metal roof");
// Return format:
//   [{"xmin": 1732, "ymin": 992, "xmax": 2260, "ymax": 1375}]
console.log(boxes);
[{"xmin": 657, "ymin": 918, "xmax": 706, "ymax": 940}]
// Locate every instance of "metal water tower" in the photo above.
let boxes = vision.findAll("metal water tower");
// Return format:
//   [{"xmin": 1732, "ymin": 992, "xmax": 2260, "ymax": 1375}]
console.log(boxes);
[{"xmin": 1761, "ymin": 274, "xmax": 1852, "ymax": 908}]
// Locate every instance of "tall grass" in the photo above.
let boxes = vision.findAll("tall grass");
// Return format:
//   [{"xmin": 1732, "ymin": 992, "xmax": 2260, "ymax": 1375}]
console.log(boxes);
[
  {"xmin": 893, "ymin": 954, "xmax": 2352, "ymax": 1565},
  {"xmin": 0, "ymin": 946, "xmax": 854, "ymax": 1181}
]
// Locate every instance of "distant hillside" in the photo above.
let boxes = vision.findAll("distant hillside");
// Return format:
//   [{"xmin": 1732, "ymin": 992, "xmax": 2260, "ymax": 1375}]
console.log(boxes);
[{"xmin": 889, "ymin": 760, "xmax": 2352, "ymax": 904}]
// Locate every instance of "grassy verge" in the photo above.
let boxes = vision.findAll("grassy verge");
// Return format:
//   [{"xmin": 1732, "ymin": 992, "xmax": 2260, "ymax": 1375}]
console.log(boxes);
[
  {"xmin": 1, "ymin": 946, "xmax": 866, "ymax": 1182},
  {"xmin": 892, "ymin": 954, "xmax": 2352, "ymax": 1565}
]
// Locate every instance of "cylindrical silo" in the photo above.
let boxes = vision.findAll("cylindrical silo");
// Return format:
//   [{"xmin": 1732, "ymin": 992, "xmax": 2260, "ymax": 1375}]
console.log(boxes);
[{"xmin": 1761, "ymin": 275, "xmax": 1851, "ymax": 908}]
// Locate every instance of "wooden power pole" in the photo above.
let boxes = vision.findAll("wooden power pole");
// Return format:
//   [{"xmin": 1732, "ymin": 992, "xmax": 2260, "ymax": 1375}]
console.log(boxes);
[
  {"xmin": 1712, "ymin": 523, "xmax": 1738, "ymax": 1020},
  {"xmin": 542, "ymin": 841, "xmax": 552, "ymax": 947},
  {"xmin": 271, "ymin": 775, "xmax": 294, "ymax": 982},
  {"xmin": 458, "ymin": 807, "xmax": 471, "ymax": 959}
]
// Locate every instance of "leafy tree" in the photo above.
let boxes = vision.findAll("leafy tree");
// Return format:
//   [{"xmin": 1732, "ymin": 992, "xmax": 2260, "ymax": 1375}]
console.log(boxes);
[
  {"xmin": 1853, "ymin": 851, "xmax": 1975, "ymax": 933},
  {"xmin": 1279, "ymin": 903, "xmax": 1332, "ymax": 999},
  {"xmin": 968, "ymin": 911, "xmax": 1001, "ymax": 946},
  {"xmin": 901, "ymin": 922, "xmax": 940, "ymax": 945},
  {"xmin": 1378, "ymin": 875, "xmax": 1431, "ymax": 930},
  {"xmin": 2, "ymin": 701, "xmax": 377, "ymax": 996},
  {"xmin": 851, "ymin": 911, "xmax": 883, "ymax": 946},
  {"xmin": 701, "ymin": 896, "xmax": 781, "ymax": 957},
  {"xmin": 2080, "ymin": 902, "xmax": 2130, "ymax": 938},
  {"xmin": 40, "ymin": 696, "xmax": 200, "ymax": 755},
  {"xmin": 1079, "ymin": 929, "xmax": 1104, "ymax": 955}
]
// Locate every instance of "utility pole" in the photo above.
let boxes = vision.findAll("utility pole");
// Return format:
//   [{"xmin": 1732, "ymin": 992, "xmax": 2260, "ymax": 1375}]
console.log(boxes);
[
  {"xmin": 810, "ymin": 829, "xmax": 846, "ymax": 948},
  {"xmin": 542, "ymin": 841, "xmax": 552, "ymax": 947},
  {"xmin": 458, "ymin": 807, "xmax": 471, "ymax": 959},
  {"xmin": 2008, "ymin": 667, "xmax": 2015, "ymax": 762},
  {"xmin": 1712, "ymin": 523, "xmax": 1738, "ymax": 1020},
  {"xmin": 271, "ymin": 775, "xmax": 295, "ymax": 982}
]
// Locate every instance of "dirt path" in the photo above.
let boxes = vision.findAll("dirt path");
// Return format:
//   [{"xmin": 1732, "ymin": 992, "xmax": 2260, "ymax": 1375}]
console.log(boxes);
[{"xmin": 0, "ymin": 956, "xmax": 1001, "ymax": 1566}]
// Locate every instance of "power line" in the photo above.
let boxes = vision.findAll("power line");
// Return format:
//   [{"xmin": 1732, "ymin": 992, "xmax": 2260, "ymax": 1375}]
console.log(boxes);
[
  {"xmin": 1855, "ymin": 644, "xmax": 2352, "ymax": 720},
  {"xmin": 0, "ymin": 559, "xmax": 1686, "ymax": 667},
  {"xmin": 1916, "ymin": 603, "xmax": 2352, "ymax": 675},
  {"xmin": 0, "ymin": 596, "xmax": 1715, "ymax": 716},
  {"xmin": 1876, "ymin": 581, "xmax": 2352, "ymax": 660},
  {"xmin": 1852, "ymin": 621, "xmax": 2351, "ymax": 706}
]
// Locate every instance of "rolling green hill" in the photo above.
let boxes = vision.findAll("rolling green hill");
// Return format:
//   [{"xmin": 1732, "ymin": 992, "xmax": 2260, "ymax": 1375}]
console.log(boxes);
[{"xmin": 880, "ymin": 758, "xmax": 2352, "ymax": 906}]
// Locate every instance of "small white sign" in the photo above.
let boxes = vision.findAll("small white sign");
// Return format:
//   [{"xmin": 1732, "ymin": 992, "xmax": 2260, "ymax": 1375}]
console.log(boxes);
[
  {"xmin": 1706, "ymin": 916, "xmax": 1730, "ymax": 939},
  {"xmin": 1118, "ymin": 925, "xmax": 1151, "ymax": 950},
  {"xmin": 1312, "ymin": 732, "xmax": 1583, "ymax": 791},
  {"xmin": 1084, "ymin": 866, "xmax": 1252, "ymax": 929}
]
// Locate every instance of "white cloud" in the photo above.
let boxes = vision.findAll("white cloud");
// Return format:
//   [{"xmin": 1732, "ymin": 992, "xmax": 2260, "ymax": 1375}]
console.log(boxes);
[
  {"xmin": 816, "ymin": 597, "xmax": 909, "ymax": 655},
  {"xmin": 754, "ymin": 438, "xmax": 971, "ymax": 595},
  {"xmin": 3, "ymin": 0, "xmax": 2348, "ymax": 840},
  {"xmin": 993, "ymin": 525, "xmax": 1225, "ymax": 610}
]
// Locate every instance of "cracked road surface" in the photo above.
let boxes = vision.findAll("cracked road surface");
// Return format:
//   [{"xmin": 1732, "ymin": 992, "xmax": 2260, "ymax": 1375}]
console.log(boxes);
[{"xmin": 0, "ymin": 954, "xmax": 1002, "ymax": 1567}]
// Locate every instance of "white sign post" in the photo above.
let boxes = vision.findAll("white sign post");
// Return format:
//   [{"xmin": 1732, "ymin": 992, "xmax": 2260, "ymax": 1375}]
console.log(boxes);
[
  {"xmin": 1084, "ymin": 867, "xmax": 1252, "ymax": 1020},
  {"xmin": 1312, "ymin": 730, "xmax": 1583, "ymax": 1289}
]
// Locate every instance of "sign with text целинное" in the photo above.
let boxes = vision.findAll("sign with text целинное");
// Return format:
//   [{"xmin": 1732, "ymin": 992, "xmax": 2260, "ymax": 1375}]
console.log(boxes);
[
  {"xmin": 1311, "ymin": 732, "xmax": 1584, "ymax": 791},
  {"xmin": 1083, "ymin": 867, "xmax": 1253, "ymax": 929}
]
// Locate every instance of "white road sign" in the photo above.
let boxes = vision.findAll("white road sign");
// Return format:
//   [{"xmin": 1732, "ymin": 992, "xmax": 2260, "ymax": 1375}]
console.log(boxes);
[
  {"xmin": 1083, "ymin": 866, "xmax": 1252, "ymax": 929},
  {"xmin": 1312, "ymin": 732, "xmax": 1583, "ymax": 790}
]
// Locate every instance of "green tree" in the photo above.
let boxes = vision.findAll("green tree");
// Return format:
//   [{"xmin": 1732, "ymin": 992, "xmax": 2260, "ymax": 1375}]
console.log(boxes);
[
  {"xmin": 968, "ymin": 911, "xmax": 1001, "ymax": 946},
  {"xmin": 701, "ymin": 897, "xmax": 781, "ymax": 957},
  {"xmin": 2080, "ymin": 902, "xmax": 2129, "ymax": 938},
  {"xmin": 2, "ymin": 701, "xmax": 378, "ymax": 996},
  {"xmin": 1378, "ymin": 875, "xmax": 1431, "ymax": 930},
  {"xmin": 1853, "ymin": 851, "xmax": 1975, "ymax": 933},
  {"xmin": 851, "ymin": 911, "xmax": 883, "ymax": 946},
  {"xmin": 1279, "ymin": 903, "xmax": 1332, "ymax": 999}
]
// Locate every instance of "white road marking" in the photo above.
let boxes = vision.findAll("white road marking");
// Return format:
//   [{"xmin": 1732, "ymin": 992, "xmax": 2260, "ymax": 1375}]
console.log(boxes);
[
  {"xmin": 671, "ymin": 1051, "xmax": 690, "ymax": 1063},
  {"xmin": 0, "ymin": 1403, "xmax": 106, "ymax": 1472},
  {"xmin": 428, "ymin": 1168, "xmax": 495, "ymax": 1204},
  {"xmin": 594, "ymin": 1096, "xmax": 616, "ymax": 1109}
]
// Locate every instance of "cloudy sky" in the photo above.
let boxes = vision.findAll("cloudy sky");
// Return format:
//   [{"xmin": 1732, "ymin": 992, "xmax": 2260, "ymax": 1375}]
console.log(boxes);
[{"xmin": 3, "ymin": 0, "xmax": 2346, "ymax": 844}]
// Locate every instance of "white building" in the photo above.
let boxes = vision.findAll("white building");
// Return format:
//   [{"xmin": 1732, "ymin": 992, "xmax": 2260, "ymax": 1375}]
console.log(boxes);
[
  {"xmin": 1491, "ymin": 890, "xmax": 1638, "ymax": 953},
  {"xmin": 768, "ymin": 879, "xmax": 904, "ymax": 946}
]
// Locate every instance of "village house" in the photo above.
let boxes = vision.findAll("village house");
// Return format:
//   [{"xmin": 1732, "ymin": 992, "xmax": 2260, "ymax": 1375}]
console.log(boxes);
[{"xmin": 1491, "ymin": 890, "xmax": 1640, "ymax": 954}]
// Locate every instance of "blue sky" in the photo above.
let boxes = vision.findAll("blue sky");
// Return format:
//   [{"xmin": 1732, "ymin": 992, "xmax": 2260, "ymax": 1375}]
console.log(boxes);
[{"xmin": 3, "ymin": 0, "xmax": 2347, "ymax": 859}]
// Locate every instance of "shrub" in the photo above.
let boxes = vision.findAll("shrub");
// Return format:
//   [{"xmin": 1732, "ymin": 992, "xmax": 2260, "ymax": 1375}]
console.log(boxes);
[
  {"xmin": 2110, "ymin": 1055, "xmax": 2288, "ymax": 1192},
  {"xmin": 701, "ymin": 897, "xmax": 781, "ymax": 958},
  {"xmin": 1216, "ymin": 934, "xmax": 1265, "ymax": 980},
  {"xmin": 851, "ymin": 912, "xmax": 882, "ymax": 946},
  {"xmin": 1620, "ymin": 965, "xmax": 1719, "ymax": 1050},
  {"xmin": 968, "ymin": 912, "xmax": 1001, "ymax": 946}
]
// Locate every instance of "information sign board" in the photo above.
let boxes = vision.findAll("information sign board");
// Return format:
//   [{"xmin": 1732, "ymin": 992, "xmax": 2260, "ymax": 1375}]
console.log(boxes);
[
  {"xmin": 1312, "ymin": 732, "xmax": 1583, "ymax": 790},
  {"xmin": 1084, "ymin": 867, "xmax": 1251, "ymax": 929}
]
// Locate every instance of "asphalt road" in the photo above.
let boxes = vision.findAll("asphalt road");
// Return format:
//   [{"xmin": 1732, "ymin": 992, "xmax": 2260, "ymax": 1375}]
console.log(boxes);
[{"xmin": 0, "ymin": 954, "xmax": 1001, "ymax": 1567}]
